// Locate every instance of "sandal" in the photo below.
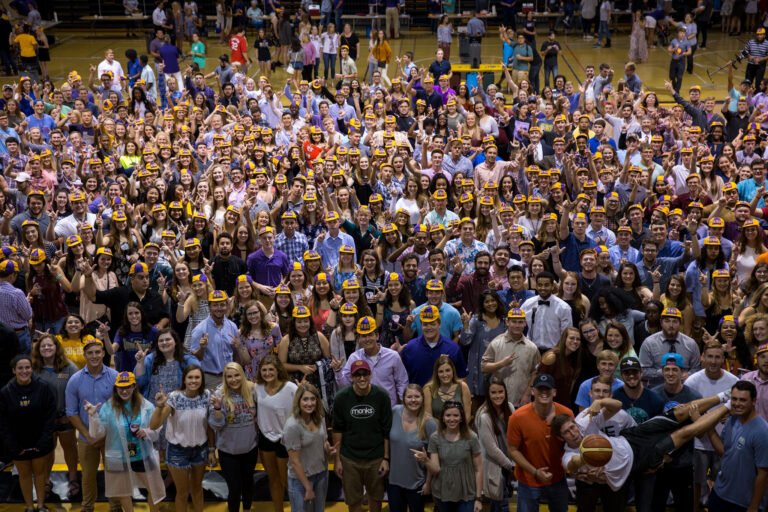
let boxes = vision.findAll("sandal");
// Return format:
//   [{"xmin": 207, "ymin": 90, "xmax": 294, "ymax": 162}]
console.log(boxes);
[{"xmin": 67, "ymin": 479, "xmax": 81, "ymax": 500}]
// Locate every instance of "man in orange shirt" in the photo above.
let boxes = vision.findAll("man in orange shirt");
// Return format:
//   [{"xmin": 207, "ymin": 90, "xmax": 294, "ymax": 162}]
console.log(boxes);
[{"xmin": 507, "ymin": 373, "xmax": 573, "ymax": 512}]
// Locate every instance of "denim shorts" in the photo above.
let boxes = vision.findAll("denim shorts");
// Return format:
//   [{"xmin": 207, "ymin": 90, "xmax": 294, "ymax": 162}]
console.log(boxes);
[{"xmin": 166, "ymin": 442, "xmax": 208, "ymax": 469}]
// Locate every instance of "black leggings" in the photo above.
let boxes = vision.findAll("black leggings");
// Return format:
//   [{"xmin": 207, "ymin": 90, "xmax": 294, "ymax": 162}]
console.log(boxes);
[{"xmin": 218, "ymin": 447, "xmax": 258, "ymax": 512}]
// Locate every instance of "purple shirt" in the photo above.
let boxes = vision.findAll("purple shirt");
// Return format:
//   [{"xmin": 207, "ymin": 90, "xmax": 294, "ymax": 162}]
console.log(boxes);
[
  {"xmin": 247, "ymin": 248, "xmax": 290, "ymax": 287},
  {"xmin": 742, "ymin": 370, "xmax": 768, "ymax": 422},
  {"xmin": 158, "ymin": 43, "xmax": 181, "ymax": 73},
  {"xmin": 340, "ymin": 346, "xmax": 409, "ymax": 406}
]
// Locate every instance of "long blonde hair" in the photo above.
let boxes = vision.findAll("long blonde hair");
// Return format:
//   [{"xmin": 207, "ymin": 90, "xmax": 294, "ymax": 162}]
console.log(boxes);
[
  {"xmin": 403, "ymin": 383, "xmax": 430, "ymax": 440},
  {"xmin": 221, "ymin": 362, "xmax": 255, "ymax": 412}
]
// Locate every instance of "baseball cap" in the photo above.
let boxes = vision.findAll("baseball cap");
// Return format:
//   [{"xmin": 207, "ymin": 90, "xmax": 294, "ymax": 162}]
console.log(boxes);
[
  {"xmin": 292, "ymin": 305, "xmax": 311, "ymax": 318},
  {"xmin": 129, "ymin": 262, "xmax": 148, "ymax": 275},
  {"xmin": 0, "ymin": 260, "xmax": 19, "ymax": 276},
  {"xmin": 208, "ymin": 290, "xmax": 229, "ymax": 302},
  {"xmin": 661, "ymin": 352, "xmax": 686, "ymax": 369},
  {"xmin": 620, "ymin": 357, "xmax": 641, "ymax": 372},
  {"xmin": 356, "ymin": 316, "xmax": 377, "ymax": 335},
  {"xmin": 419, "ymin": 305, "xmax": 441, "ymax": 323},
  {"xmin": 661, "ymin": 307, "xmax": 683, "ymax": 319},
  {"xmin": 532, "ymin": 373, "xmax": 555, "ymax": 389},
  {"xmin": 114, "ymin": 371, "xmax": 136, "ymax": 387},
  {"xmin": 14, "ymin": 172, "xmax": 31, "ymax": 182},
  {"xmin": 350, "ymin": 359, "xmax": 372, "ymax": 375},
  {"xmin": 425, "ymin": 279, "xmax": 444, "ymax": 291}
]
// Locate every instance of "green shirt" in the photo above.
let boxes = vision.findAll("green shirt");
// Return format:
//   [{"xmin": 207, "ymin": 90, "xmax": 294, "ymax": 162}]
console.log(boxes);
[
  {"xmin": 191, "ymin": 41, "xmax": 206, "ymax": 70},
  {"xmin": 332, "ymin": 384, "xmax": 392, "ymax": 460}
]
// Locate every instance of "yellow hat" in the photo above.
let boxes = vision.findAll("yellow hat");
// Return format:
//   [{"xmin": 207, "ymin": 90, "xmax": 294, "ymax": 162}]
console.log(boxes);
[
  {"xmin": 129, "ymin": 262, "xmax": 149, "ymax": 275},
  {"xmin": 425, "ymin": 279, "xmax": 444, "ymax": 291},
  {"xmin": 28, "ymin": 248, "xmax": 46, "ymax": 265},
  {"xmin": 356, "ymin": 316, "xmax": 377, "ymax": 334},
  {"xmin": 507, "ymin": 308, "xmax": 526, "ymax": 319},
  {"xmin": 419, "ymin": 305, "xmax": 440, "ymax": 323},
  {"xmin": 114, "ymin": 371, "xmax": 136, "ymax": 387},
  {"xmin": 292, "ymin": 305, "xmax": 311, "ymax": 318},
  {"xmin": 342, "ymin": 278, "xmax": 361, "ymax": 290},
  {"xmin": 66, "ymin": 234, "xmax": 82, "ymax": 247},
  {"xmin": 208, "ymin": 290, "xmax": 229, "ymax": 302},
  {"xmin": 661, "ymin": 307, "xmax": 683, "ymax": 319}
]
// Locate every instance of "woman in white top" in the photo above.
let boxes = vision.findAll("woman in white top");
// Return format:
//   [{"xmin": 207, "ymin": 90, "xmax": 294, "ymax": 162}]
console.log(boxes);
[
  {"xmin": 734, "ymin": 219, "xmax": 768, "ymax": 283},
  {"xmin": 393, "ymin": 175, "xmax": 425, "ymax": 225},
  {"xmin": 150, "ymin": 365, "xmax": 213, "ymax": 512},
  {"xmin": 256, "ymin": 355, "xmax": 298, "ymax": 512}
]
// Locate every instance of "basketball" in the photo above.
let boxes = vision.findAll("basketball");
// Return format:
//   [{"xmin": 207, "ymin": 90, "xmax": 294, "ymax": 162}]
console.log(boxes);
[
  {"xmin": 580, "ymin": 434, "xmax": 613, "ymax": 467},
  {"xmin": 541, "ymin": 350, "xmax": 557, "ymax": 366}
]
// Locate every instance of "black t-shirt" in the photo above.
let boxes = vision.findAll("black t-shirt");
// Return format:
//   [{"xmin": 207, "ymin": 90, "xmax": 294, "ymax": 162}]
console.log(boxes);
[
  {"xmin": 340, "ymin": 33, "xmax": 360, "ymax": 60},
  {"xmin": 211, "ymin": 255, "xmax": 247, "ymax": 296},
  {"xmin": 614, "ymin": 386, "xmax": 665, "ymax": 425},
  {"xmin": 94, "ymin": 286, "xmax": 169, "ymax": 334},
  {"xmin": 540, "ymin": 40, "xmax": 560, "ymax": 65}
]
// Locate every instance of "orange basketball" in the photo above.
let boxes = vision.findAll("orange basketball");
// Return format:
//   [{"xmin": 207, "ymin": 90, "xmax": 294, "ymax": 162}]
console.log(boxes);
[{"xmin": 579, "ymin": 434, "xmax": 613, "ymax": 467}]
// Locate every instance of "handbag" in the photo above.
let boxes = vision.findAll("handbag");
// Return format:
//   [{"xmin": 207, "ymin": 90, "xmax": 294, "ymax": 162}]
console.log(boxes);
[{"xmin": 286, "ymin": 63, "xmax": 295, "ymax": 75}]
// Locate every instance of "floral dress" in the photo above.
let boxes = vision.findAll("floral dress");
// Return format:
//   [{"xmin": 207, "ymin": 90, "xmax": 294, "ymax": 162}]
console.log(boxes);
[
  {"xmin": 241, "ymin": 325, "xmax": 283, "ymax": 380},
  {"xmin": 286, "ymin": 333, "xmax": 324, "ymax": 387}
]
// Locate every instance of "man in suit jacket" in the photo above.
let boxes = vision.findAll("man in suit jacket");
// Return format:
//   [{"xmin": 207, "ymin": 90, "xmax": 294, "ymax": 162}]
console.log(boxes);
[{"xmin": 524, "ymin": 126, "xmax": 554, "ymax": 167}]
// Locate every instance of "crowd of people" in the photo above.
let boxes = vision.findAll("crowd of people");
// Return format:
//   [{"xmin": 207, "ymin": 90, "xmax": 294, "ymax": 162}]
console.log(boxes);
[{"xmin": 2, "ymin": 1, "xmax": 768, "ymax": 512}]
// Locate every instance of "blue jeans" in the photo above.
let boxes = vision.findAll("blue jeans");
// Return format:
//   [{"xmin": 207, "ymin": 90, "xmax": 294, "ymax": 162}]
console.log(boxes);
[
  {"xmin": 321, "ymin": 11, "xmax": 332, "ymax": 27},
  {"xmin": 387, "ymin": 483, "xmax": 425, "ymax": 512},
  {"xmin": 16, "ymin": 327, "xmax": 31, "ymax": 354},
  {"xmin": 490, "ymin": 480, "xmax": 510, "ymax": 512},
  {"xmin": 434, "ymin": 499, "xmax": 474, "ymax": 512},
  {"xmin": 544, "ymin": 63, "xmax": 559, "ymax": 88},
  {"xmin": 288, "ymin": 471, "xmax": 328, "ymax": 512},
  {"xmin": 516, "ymin": 480, "xmax": 569, "ymax": 512},
  {"xmin": 323, "ymin": 52, "xmax": 336, "ymax": 81},
  {"xmin": 598, "ymin": 20, "xmax": 611, "ymax": 41}
]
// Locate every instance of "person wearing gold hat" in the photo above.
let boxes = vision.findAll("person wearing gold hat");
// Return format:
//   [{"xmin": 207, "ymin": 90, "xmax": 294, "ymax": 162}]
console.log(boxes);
[
  {"xmin": 340, "ymin": 316, "xmax": 408, "ymax": 406},
  {"xmin": 84, "ymin": 371, "xmax": 165, "ymax": 510},
  {"xmin": 401, "ymin": 304, "xmax": 467, "ymax": 387},
  {"xmin": 638, "ymin": 307, "xmax": 701, "ymax": 388},
  {"xmin": 188, "ymin": 291, "xmax": 239, "ymax": 390},
  {"xmin": 742, "ymin": 342, "xmax": 768, "ymax": 419}
]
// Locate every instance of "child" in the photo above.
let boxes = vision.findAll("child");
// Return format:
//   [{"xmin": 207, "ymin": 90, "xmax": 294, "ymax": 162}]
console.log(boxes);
[{"xmin": 668, "ymin": 26, "xmax": 691, "ymax": 93}]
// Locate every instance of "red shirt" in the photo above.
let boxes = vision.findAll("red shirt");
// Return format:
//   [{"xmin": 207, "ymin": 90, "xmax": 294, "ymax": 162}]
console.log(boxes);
[
  {"xmin": 507, "ymin": 402, "xmax": 573, "ymax": 488},
  {"xmin": 230, "ymin": 35, "xmax": 248, "ymax": 64}
]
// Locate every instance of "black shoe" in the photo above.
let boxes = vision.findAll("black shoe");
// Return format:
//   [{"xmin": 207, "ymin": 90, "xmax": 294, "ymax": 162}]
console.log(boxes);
[{"xmin": 605, "ymin": 39, "xmax": 611, "ymax": 48}]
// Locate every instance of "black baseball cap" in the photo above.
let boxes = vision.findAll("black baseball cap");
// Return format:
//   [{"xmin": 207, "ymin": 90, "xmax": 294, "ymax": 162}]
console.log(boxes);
[
  {"xmin": 620, "ymin": 357, "xmax": 641, "ymax": 372},
  {"xmin": 533, "ymin": 373, "xmax": 555, "ymax": 389}
]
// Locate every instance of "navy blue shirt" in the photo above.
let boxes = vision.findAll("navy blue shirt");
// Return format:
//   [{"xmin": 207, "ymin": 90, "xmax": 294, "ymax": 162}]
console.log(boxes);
[
  {"xmin": 613, "ymin": 386, "xmax": 665, "ymax": 425},
  {"xmin": 400, "ymin": 335, "xmax": 468, "ymax": 387},
  {"xmin": 428, "ymin": 60, "xmax": 451, "ymax": 82},
  {"xmin": 559, "ymin": 232, "xmax": 597, "ymax": 272}
]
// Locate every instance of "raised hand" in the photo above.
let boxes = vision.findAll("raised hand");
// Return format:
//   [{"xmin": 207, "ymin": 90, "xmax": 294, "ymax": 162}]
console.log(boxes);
[{"xmin": 154, "ymin": 384, "xmax": 168, "ymax": 407}]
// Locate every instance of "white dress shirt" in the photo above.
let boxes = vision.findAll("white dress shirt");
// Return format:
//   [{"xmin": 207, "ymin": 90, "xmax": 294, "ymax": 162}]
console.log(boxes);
[{"xmin": 520, "ymin": 294, "xmax": 572, "ymax": 350}]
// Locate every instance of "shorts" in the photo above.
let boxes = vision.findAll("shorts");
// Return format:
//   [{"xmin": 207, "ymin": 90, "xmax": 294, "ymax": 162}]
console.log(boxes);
[
  {"xmin": 621, "ymin": 414, "xmax": 679, "ymax": 473},
  {"xmin": 340, "ymin": 455, "xmax": 386, "ymax": 506},
  {"xmin": 258, "ymin": 431, "xmax": 288, "ymax": 458},
  {"xmin": 694, "ymin": 449, "xmax": 721, "ymax": 485},
  {"xmin": 166, "ymin": 442, "xmax": 208, "ymax": 469},
  {"xmin": 130, "ymin": 460, "xmax": 145, "ymax": 473},
  {"xmin": 645, "ymin": 16, "xmax": 657, "ymax": 28}
]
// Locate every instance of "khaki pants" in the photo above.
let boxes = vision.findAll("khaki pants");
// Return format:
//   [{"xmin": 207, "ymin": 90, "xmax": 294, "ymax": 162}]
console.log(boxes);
[
  {"xmin": 511, "ymin": 69, "xmax": 529, "ymax": 85},
  {"xmin": 385, "ymin": 7, "xmax": 400, "ymax": 38},
  {"xmin": 77, "ymin": 440, "xmax": 121, "ymax": 512}
]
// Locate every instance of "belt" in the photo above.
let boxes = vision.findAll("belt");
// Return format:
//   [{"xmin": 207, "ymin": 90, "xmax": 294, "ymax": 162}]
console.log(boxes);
[{"xmin": 14, "ymin": 327, "xmax": 28, "ymax": 333}]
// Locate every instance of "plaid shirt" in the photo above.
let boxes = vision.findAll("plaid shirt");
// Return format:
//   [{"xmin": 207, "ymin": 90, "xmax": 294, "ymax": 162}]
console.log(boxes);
[{"xmin": 275, "ymin": 231, "xmax": 310, "ymax": 262}]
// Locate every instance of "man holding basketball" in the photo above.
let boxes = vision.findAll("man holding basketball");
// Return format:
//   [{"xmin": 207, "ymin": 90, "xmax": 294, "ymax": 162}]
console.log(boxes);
[{"xmin": 552, "ymin": 389, "xmax": 732, "ymax": 511}]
